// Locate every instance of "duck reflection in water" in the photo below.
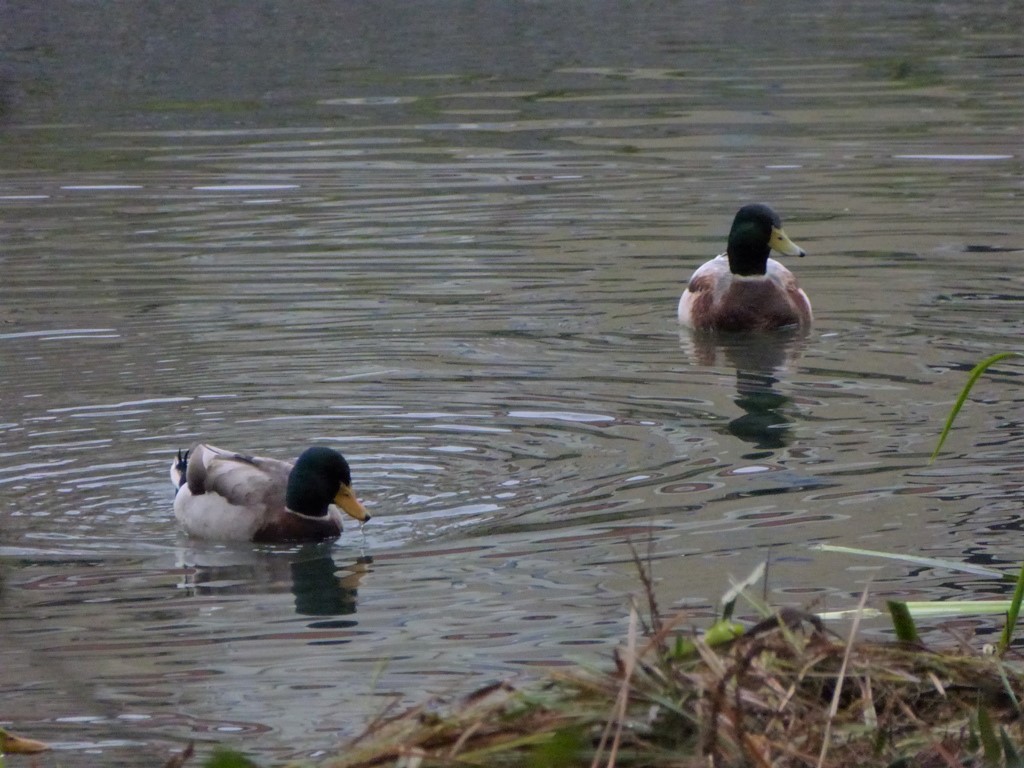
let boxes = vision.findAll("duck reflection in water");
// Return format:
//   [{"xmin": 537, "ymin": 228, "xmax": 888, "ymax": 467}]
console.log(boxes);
[
  {"xmin": 176, "ymin": 541, "xmax": 372, "ymax": 617},
  {"xmin": 682, "ymin": 330, "xmax": 806, "ymax": 450}
]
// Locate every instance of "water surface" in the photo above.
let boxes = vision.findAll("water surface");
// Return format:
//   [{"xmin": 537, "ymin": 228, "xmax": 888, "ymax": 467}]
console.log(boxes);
[{"xmin": 2, "ymin": 2, "xmax": 1023, "ymax": 764}]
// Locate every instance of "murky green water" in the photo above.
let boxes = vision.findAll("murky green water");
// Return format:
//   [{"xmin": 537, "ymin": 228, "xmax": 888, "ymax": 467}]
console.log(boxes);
[{"xmin": 2, "ymin": 1, "xmax": 1023, "ymax": 764}]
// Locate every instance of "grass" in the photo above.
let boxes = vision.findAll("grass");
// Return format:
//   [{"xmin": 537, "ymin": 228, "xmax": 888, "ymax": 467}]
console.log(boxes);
[
  {"xmin": 931, "ymin": 351, "xmax": 1022, "ymax": 462},
  {"xmin": 278, "ymin": 549, "xmax": 1024, "ymax": 768},
  {"xmin": 144, "ymin": 548, "xmax": 1024, "ymax": 768},
  {"xmin": 308, "ymin": 595, "xmax": 1024, "ymax": 768}
]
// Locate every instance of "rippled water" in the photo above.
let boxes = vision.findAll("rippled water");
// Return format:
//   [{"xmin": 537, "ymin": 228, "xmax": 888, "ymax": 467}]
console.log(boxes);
[{"xmin": 2, "ymin": 1, "xmax": 1023, "ymax": 764}]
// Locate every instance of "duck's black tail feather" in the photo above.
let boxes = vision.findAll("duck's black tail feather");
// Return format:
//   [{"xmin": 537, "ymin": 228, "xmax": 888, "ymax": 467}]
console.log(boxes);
[{"xmin": 172, "ymin": 448, "xmax": 190, "ymax": 489}]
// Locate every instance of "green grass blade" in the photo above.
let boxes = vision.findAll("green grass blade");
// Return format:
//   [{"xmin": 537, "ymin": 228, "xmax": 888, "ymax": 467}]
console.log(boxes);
[
  {"xmin": 886, "ymin": 601, "xmax": 920, "ymax": 643},
  {"xmin": 931, "ymin": 351, "xmax": 1021, "ymax": 462},
  {"xmin": 204, "ymin": 748, "xmax": 261, "ymax": 768},
  {"xmin": 999, "ymin": 562, "xmax": 1024, "ymax": 653},
  {"xmin": 999, "ymin": 727, "xmax": 1021, "ymax": 766},
  {"xmin": 976, "ymin": 705, "xmax": 1001, "ymax": 764},
  {"xmin": 528, "ymin": 727, "xmax": 587, "ymax": 768},
  {"xmin": 995, "ymin": 662, "xmax": 1023, "ymax": 718},
  {"xmin": 818, "ymin": 600, "xmax": 1016, "ymax": 621},
  {"xmin": 813, "ymin": 544, "xmax": 1006, "ymax": 579},
  {"xmin": 720, "ymin": 560, "xmax": 766, "ymax": 621}
]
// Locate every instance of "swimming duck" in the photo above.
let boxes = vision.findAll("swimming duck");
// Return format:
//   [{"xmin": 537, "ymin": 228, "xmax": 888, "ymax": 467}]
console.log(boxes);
[
  {"xmin": 170, "ymin": 443, "xmax": 370, "ymax": 543},
  {"xmin": 678, "ymin": 204, "xmax": 812, "ymax": 332}
]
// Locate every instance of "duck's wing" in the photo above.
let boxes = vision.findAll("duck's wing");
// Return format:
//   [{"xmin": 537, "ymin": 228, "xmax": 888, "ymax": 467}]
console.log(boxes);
[
  {"xmin": 185, "ymin": 443, "xmax": 291, "ymax": 511},
  {"xmin": 679, "ymin": 254, "xmax": 729, "ymax": 327},
  {"xmin": 766, "ymin": 259, "xmax": 813, "ymax": 324},
  {"xmin": 686, "ymin": 254, "xmax": 729, "ymax": 289}
]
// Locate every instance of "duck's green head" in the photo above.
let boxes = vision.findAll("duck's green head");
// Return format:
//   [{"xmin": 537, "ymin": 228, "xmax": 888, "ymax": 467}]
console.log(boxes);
[
  {"xmin": 727, "ymin": 203, "xmax": 806, "ymax": 276},
  {"xmin": 287, "ymin": 446, "xmax": 370, "ymax": 522}
]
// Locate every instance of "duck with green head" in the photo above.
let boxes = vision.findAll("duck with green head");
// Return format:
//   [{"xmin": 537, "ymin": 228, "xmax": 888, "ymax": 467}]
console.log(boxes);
[
  {"xmin": 171, "ymin": 443, "xmax": 370, "ymax": 543},
  {"xmin": 678, "ymin": 204, "xmax": 811, "ymax": 332}
]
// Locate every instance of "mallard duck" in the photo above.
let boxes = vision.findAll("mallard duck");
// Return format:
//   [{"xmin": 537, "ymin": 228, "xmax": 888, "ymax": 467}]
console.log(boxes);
[
  {"xmin": 170, "ymin": 443, "xmax": 370, "ymax": 543},
  {"xmin": 678, "ymin": 204, "xmax": 812, "ymax": 332}
]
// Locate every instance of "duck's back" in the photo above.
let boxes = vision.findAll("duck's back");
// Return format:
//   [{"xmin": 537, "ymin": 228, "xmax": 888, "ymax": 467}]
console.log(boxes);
[
  {"xmin": 681, "ymin": 257, "xmax": 811, "ymax": 332},
  {"xmin": 710, "ymin": 279, "xmax": 806, "ymax": 331},
  {"xmin": 173, "ymin": 444, "xmax": 291, "ymax": 540},
  {"xmin": 185, "ymin": 444, "xmax": 289, "ymax": 507}
]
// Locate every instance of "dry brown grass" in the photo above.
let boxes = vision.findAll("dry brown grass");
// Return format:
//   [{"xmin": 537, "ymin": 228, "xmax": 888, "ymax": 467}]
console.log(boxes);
[{"xmin": 320, "ymin": 603, "xmax": 1024, "ymax": 768}]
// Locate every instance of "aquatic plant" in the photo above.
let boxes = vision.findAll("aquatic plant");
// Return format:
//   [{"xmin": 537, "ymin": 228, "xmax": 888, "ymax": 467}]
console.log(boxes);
[
  {"xmin": 928, "ymin": 350, "xmax": 1024, "ymax": 650},
  {"xmin": 932, "ymin": 351, "xmax": 1022, "ymax": 461}
]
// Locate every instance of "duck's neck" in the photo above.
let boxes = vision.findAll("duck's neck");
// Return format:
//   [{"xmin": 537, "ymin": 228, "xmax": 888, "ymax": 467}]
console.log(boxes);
[
  {"xmin": 286, "ymin": 471, "xmax": 332, "ymax": 517},
  {"xmin": 727, "ymin": 217, "xmax": 772, "ymax": 276},
  {"xmin": 727, "ymin": 244, "xmax": 770, "ymax": 276}
]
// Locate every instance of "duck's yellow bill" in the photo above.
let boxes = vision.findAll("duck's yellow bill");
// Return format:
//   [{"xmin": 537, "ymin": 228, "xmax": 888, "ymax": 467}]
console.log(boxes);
[
  {"xmin": 335, "ymin": 484, "xmax": 371, "ymax": 522},
  {"xmin": 769, "ymin": 226, "xmax": 807, "ymax": 257}
]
